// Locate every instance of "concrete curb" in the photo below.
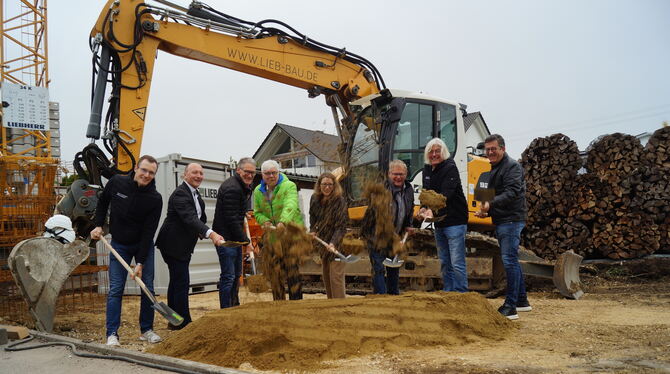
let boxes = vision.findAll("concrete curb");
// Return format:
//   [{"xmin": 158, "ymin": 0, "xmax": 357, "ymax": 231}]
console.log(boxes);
[{"xmin": 28, "ymin": 330, "xmax": 250, "ymax": 374}]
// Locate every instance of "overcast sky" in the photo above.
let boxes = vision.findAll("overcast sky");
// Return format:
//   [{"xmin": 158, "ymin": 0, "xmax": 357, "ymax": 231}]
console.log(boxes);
[{"xmin": 43, "ymin": 0, "xmax": 669, "ymax": 163}]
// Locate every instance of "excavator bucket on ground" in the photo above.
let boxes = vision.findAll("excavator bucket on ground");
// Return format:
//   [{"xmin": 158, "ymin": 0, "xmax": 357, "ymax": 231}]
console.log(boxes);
[
  {"xmin": 519, "ymin": 249, "xmax": 584, "ymax": 299},
  {"xmin": 8, "ymin": 238, "xmax": 90, "ymax": 332}
]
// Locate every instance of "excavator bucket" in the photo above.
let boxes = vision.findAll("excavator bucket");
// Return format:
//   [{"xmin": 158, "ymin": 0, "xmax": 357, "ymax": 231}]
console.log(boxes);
[
  {"xmin": 518, "ymin": 248, "xmax": 584, "ymax": 299},
  {"xmin": 552, "ymin": 250, "xmax": 584, "ymax": 300},
  {"xmin": 8, "ymin": 237, "xmax": 90, "ymax": 332}
]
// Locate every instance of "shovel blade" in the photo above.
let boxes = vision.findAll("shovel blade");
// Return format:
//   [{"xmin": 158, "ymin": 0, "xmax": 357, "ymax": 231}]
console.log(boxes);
[
  {"xmin": 221, "ymin": 240, "xmax": 249, "ymax": 248},
  {"xmin": 335, "ymin": 254, "xmax": 360, "ymax": 264},
  {"xmin": 383, "ymin": 257, "xmax": 404, "ymax": 268},
  {"xmin": 153, "ymin": 301, "xmax": 185, "ymax": 327}
]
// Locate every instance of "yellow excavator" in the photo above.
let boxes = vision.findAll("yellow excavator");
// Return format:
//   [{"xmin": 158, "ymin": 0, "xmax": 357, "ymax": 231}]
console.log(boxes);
[{"xmin": 9, "ymin": 0, "xmax": 582, "ymax": 332}]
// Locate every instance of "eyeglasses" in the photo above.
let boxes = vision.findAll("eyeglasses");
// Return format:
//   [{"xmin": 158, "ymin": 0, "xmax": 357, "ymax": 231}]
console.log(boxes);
[
  {"xmin": 321, "ymin": 183, "xmax": 334, "ymax": 187},
  {"xmin": 485, "ymin": 147, "xmax": 500, "ymax": 153},
  {"xmin": 390, "ymin": 172, "xmax": 406, "ymax": 177},
  {"xmin": 262, "ymin": 171, "xmax": 278, "ymax": 176},
  {"xmin": 138, "ymin": 167, "xmax": 156, "ymax": 176},
  {"xmin": 241, "ymin": 169, "xmax": 256, "ymax": 176}
]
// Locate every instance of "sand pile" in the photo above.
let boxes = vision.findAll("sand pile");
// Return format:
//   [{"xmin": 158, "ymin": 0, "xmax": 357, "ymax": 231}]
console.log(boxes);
[{"xmin": 149, "ymin": 292, "xmax": 514, "ymax": 372}]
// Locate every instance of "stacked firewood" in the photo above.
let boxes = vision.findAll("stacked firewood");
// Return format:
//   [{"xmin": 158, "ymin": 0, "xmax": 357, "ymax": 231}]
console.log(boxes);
[
  {"xmin": 639, "ymin": 126, "xmax": 670, "ymax": 253},
  {"xmin": 520, "ymin": 134, "xmax": 589, "ymax": 260},
  {"xmin": 643, "ymin": 126, "xmax": 670, "ymax": 168},
  {"xmin": 521, "ymin": 130, "xmax": 670, "ymax": 260}
]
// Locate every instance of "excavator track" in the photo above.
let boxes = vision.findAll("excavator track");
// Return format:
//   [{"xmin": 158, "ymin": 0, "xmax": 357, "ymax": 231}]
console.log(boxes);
[{"xmin": 298, "ymin": 230, "xmax": 583, "ymax": 298}]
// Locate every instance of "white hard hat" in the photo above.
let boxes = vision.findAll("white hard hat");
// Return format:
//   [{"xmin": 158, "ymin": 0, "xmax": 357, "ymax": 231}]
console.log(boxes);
[{"xmin": 43, "ymin": 214, "xmax": 76, "ymax": 243}]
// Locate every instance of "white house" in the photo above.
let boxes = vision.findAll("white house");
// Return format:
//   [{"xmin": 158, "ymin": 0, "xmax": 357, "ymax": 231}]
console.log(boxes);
[{"xmin": 253, "ymin": 123, "xmax": 341, "ymax": 177}]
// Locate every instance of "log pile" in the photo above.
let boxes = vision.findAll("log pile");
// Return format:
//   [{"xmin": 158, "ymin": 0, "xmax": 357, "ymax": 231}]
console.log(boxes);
[
  {"xmin": 520, "ymin": 134, "xmax": 588, "ymax": 260},
  {"xmin": 521, "ymin": 130, "xmax": 670, "ymax": 260},
  {"xmin": 642, "ymin": 126, "xmax": 670, "ymax": 253},
  {"xmin": 643, "ymin": 126, "xmax": 670, "ymax": 169}
]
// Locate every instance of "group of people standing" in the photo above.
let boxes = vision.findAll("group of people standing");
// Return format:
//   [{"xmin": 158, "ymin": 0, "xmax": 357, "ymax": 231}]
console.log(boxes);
[
  {"xmin": 91, "ymin": 157, "xmax": 258, "ymax": 346},
  {"xmin": 91, "ymin": 132, "xmax": 530, "ymax": 347},
  {"xmin": 360, "ymin": 134, "xmax": 531, "ymax": 321}
]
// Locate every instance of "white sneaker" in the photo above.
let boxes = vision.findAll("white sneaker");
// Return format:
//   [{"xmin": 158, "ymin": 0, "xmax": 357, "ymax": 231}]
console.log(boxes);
[
  {"xmin": 106, "ymin": 334, "xmax": 120, "ymax": 346},
  {"xmin": 139, "ymin": 329, "xmax": 162, "ymax": 343}
]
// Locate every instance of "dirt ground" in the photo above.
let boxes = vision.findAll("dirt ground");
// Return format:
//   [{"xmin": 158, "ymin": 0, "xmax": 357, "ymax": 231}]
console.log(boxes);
[{"xmin": 48, "ymin": 275, "xmax": 670, "ymax": 374}]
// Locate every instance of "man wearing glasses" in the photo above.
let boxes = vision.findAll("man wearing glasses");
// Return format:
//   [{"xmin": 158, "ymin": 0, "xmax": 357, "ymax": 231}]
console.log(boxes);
[
  {"xmin": 212, "ymin": 157, "xmax": 256, "ymax": 308},
  {"xmin": 253, "ymin": 159, "xmax": 304, "ymax": 301},
  {"xmin": 91, "ymin": 155, "xmax": 164, "ymax": 346},
  {"xmin": 476, "ymin": 134, "xmax": 532, "ymax": 320},
  {"xmin": 361, "ymin": 160, "xmax": 415, "ymax": 295}
]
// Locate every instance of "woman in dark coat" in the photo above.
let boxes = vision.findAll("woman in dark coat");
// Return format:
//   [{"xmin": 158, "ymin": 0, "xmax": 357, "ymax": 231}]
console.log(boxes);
[
  {"xmin": 420, "ymin": 138, "xmax": 469, "ymax": 292},
  {"xmin": 309, "ymin": 172, "xmax": 348, "ymax": 298}
]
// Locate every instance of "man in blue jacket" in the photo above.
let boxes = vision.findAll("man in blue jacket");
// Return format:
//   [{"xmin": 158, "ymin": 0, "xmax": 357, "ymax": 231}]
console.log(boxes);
[
  {"xmin": 476, "ymin": 134, "xmax": 532, "ymax": 320},
  {"xmin": 91, "ymin": 155, "xmax": 163, "ymax": 346}
]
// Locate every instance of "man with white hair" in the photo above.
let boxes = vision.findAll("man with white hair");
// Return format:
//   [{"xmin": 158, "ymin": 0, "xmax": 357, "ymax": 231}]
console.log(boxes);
[{"xmin": 253, "ymin": 160, "xmax": 304, "ymax": 300}]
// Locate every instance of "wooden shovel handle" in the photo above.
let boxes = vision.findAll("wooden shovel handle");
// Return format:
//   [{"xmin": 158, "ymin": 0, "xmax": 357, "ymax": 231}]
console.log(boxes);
[
  {"xmin": 244, "ymin": 217, "xmax": 254, "ymax": 260},
  {"xmin": 99, "ymin": 236, "xmax": 156, "ymax": 303}
]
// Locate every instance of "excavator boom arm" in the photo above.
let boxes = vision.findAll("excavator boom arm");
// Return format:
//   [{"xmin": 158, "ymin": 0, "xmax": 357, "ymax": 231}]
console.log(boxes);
[{"xmin": 86, "ymin": 0, "xmax": 380, "ymax": 172}]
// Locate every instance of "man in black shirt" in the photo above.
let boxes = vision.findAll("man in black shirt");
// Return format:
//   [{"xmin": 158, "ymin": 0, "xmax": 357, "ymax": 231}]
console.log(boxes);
[
  {"xmin": 212, "ymin": 157, "xmax": 255, "ymax": 308},
  {"xmin": 91, "ymin": 155, "xmax": 163, "ymax": 346},
  {"xmin": 476, "ymin": 134, "xmax": 532, "ymax": 320}
]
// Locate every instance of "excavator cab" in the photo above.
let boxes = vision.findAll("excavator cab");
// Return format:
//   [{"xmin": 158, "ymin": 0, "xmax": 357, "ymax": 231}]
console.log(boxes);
[{"xmin": 341, "ymin": 90, "xmax": 583, "ymax": 298}]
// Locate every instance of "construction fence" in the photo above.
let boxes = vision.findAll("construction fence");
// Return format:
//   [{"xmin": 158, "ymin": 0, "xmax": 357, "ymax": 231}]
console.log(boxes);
[{"xmin": 0, "ymin": 156, "xmax": 107, "ymax": 327}]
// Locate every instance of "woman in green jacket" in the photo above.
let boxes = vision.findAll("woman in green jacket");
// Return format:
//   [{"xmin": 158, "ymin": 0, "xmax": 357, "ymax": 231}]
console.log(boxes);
[{"xmin": 253, "ymin": 160, "xmax": 304, "ymax": 300}]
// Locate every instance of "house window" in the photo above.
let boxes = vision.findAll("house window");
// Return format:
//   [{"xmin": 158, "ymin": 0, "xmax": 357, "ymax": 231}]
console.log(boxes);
[
  {"xmin": 294, "ymin": 157, "xmax": 306, "ymax": 168},
  {"xmin": 280, "ymin": 159, "xmax": 292, "ymax": 169},
  {"xmin": 307, "ymin": 155, "xmax": 317, "ymax": 167},
  {"xmin": 277, "ymin": 137, "xmax": 291, "ymax": 154}
]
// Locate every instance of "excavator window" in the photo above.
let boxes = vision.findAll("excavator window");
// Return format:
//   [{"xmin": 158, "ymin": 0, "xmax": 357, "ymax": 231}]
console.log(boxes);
[
  {"xmin": 392, "ymin": 102, "xmax": 434, "ymax": 178},
  {"xmin": 438, "ymin": 103, "xmax": 457, "ymax": 155},
  {"xmin": 348, "ymin": 107, "xmax": 382, "ymax": 201}
]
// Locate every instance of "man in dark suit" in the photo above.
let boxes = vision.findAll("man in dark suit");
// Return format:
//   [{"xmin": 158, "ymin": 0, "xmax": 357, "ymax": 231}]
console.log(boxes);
[{"xmin": 156, "ymin": 163, "xmax": 224, "ymax": 328}]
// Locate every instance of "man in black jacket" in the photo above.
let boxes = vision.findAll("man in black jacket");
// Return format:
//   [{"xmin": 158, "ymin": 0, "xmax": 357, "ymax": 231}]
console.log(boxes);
[
  {"xmin": 476, "ymin": 134, "xmax": 531, "ymax": 320},
  {"xmin": 212, "ymin": 157, "xmax": 255, "ymax": 308},
  {"xmin": 156, "ymin": 163, "xmax": 224, "ymax": 328},
  {"xmin": 90, "ymin": 155, "xmax": 163, "ymax": 346},
  {"xmin": 362, "ymin": 160, "xmax": 414, "ymax": 295}
]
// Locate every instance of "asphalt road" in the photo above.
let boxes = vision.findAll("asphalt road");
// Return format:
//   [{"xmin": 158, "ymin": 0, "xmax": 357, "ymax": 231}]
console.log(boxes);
[{"xmin": 0, "ymin": 343, "xmax": 169, "ymax": 373}]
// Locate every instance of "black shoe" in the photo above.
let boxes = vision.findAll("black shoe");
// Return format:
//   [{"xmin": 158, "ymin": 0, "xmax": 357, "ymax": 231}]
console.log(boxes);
[
  {"xmin": 498, "ymin": 304, "xmax": 519, "ymax": 320},
  {"xmin": 516, "ymin": 299, "xmax": 532, "ymax": 312}
]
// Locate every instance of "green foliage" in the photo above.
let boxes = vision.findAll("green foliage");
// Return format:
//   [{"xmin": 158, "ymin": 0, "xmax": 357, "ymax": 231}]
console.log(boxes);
[{"xmin": 61, "ymin": 174, "xmax": 77, "ymax": 186}]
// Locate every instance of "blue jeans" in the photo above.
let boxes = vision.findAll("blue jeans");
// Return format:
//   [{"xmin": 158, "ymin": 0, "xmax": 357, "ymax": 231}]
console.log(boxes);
[
  {"xmin": 106, "ymin": 240, "xmax": 155, "ymax": 337},
  {"xmin": 496, "ymin": 221, "xmax": 527, "ymax": 307},
  {"xmin": 369, "ymin": 250, "xmax": 399, "ymax": 295},
  {"xmin": 434, "ymin": 224, "xmax": 468, "ymax": 292},
  {"xmin": 216, "ymin": 246, "xmax": 242, "ymax": 308}
]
